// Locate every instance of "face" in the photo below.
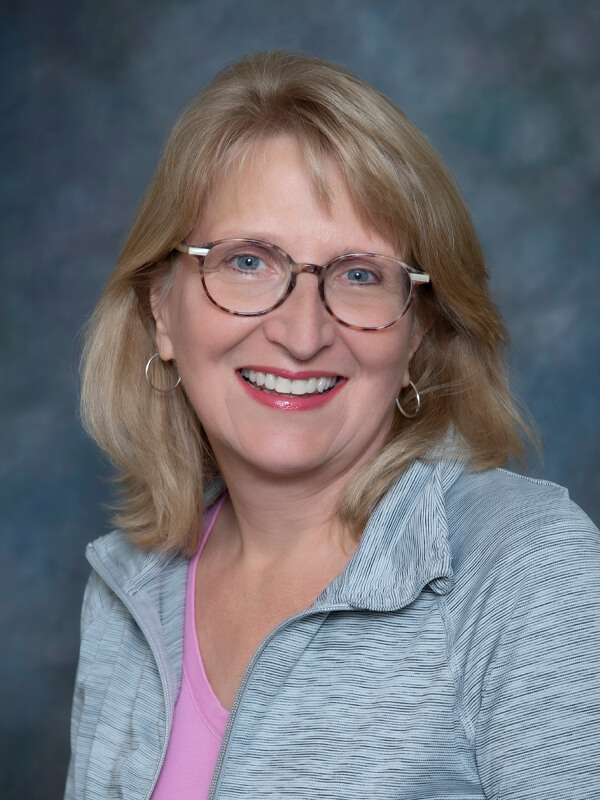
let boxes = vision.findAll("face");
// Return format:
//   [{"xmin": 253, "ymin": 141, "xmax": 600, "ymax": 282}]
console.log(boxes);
[{"xmin": 152, "ymin": 135, "xmax": 424, "ymax": 486}]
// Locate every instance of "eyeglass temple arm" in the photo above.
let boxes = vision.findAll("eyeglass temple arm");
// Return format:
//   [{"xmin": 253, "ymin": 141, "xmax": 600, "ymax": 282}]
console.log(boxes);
[
  {"xmin": 175, "ymin": 244, "xmax": 210, "ymax": 256},
  {"xmin": 409, "ymin": 272, "xmax": 429, "ymax": 284}
]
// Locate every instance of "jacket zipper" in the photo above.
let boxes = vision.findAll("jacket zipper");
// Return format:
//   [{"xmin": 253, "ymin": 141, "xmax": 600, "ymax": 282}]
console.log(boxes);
[
  {"xmin": 206, "ymin": 602, "xmax": 348, "ymax": 800},
  {"xmin": 85, "ymin": 545, "xmax": 178, "ymax": 800}
]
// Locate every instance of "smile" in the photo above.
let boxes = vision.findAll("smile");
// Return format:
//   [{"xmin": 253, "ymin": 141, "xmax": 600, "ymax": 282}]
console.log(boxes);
[{"xmin": 239, "ymin": 369, "xmax": 340, "ymax": 397}]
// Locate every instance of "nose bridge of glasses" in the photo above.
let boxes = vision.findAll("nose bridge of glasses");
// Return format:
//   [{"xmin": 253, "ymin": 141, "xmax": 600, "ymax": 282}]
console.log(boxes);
[
  {"xmin": 284, "ymin": 261, "xmax": 329, "ymax": 316},
  {"xmin": 290, "ymin": 261, "xmax": 325, "ymax": 278}
]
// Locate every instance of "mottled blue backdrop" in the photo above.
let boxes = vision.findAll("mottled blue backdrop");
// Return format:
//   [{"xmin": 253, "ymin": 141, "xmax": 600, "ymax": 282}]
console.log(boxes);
[{"xmin": 1, "ymin": 1, "xmax": 599, "ymax": 797}]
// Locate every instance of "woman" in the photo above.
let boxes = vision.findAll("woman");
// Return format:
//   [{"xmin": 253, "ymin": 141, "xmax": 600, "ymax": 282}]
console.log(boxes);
[{"xmin": 66, "ymin": 52, "xmax": 600, "ymax": 799}]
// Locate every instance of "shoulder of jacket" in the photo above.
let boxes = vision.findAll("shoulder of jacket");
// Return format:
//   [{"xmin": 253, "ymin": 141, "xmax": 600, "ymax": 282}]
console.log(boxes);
[
  {"xmin": 444, "ymin": 466, "xmax": 598, "ymax": 577},
  {"xmin": 85, "ymin": 529, "xmax": 184, "ymax": 596},
  {"xmin": 86, "ymin": 528, "xmax": 143, "ymax": 564},
  {"xmin": 449, "ymin": 466, "xmax": 570, "ymax": 512}
]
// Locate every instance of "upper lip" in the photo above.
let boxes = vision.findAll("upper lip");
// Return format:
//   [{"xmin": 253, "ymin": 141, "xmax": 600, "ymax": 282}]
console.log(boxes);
[{"xmin": 238, "ymin": 366, "xmax": 344, "ymax": 379}]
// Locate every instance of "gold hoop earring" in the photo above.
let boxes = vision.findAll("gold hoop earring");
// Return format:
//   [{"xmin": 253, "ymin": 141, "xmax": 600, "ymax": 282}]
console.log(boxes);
[
  {"xmin": 396, "ymin": 380, "xmax": 421, "ymax": 418},
  {"xmin": 145, "ymin": 353, "xmax": 181, "ymax": 393}
]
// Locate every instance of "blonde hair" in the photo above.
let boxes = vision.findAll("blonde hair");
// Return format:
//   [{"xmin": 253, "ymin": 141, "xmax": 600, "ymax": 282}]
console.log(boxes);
[{"xmin": 81, "ymin": 51, "xmax": 534, "ymax": 555}]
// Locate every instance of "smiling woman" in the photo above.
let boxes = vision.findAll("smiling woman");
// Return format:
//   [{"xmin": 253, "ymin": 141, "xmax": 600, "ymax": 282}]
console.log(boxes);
[
  {"xmin": 150, "ymin": 134, "xmax": 424, "ymax": 485},
  {"xmin": 67, "ymin": 52, "xmax": 600, "ymax": 800}
]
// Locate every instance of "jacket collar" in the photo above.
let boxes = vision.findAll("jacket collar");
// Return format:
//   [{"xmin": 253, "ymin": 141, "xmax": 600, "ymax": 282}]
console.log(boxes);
[
  {"xmin": 317, "ymin": 459, "xmax": 462, "ymax": 611},
  {"xmin": 87, "ymin": 461, "xmax": 461, "ymax": 615}
]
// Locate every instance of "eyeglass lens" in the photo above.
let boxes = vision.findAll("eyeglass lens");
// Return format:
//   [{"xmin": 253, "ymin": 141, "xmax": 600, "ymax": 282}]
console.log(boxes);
[{"xmin": 201, "ymin": 240, "xmax": 413, "ymax": 329}]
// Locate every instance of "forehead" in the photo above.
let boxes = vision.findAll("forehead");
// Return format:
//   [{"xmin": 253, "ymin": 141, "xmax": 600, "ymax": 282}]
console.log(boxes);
[{"xmin": 211, "ymin": 135, "xmax": 334, "ymax": 214}]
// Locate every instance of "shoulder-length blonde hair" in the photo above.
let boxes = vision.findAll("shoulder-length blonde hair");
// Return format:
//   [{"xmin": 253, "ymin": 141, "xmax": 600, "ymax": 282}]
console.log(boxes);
[{"xmin": 81, "ymin": 50, "xmax": 533, "ymax": 555}]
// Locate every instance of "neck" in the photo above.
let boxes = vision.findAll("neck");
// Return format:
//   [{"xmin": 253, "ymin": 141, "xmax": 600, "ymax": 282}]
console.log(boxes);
[{"xmin": 211, "ymin": 457, "xmax": 360, "ymax": 568}]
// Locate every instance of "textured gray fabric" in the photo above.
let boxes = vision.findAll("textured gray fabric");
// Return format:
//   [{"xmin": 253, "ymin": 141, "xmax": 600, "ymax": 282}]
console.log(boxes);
[{"xmin": 65, "ymin": 460, "xmax": 600, "ymax": 799}]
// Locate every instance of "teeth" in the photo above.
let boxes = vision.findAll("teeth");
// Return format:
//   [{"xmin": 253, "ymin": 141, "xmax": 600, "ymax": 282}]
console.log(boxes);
[
  {"xmin": 291, "ymin": 380, "xmax": 309, "ymax": 396},
  {"xmin": 274, "ymin": 377, "xmax": 292, "ymax": 393},
  {"xmin": 240, "ymin": 369, "xmax": 338, "ymax": 396}
]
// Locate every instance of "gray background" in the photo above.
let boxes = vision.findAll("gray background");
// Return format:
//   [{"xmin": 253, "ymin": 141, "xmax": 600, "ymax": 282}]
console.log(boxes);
[{"xmin": 1, "ymin": 1, "xmax": 599, "ymax": 797}]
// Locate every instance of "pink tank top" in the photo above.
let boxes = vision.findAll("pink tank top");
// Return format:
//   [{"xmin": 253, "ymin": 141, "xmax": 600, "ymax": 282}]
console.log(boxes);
[{"xmin": 152, "ymin": 496, "xmax": 229, "ymax": 799}]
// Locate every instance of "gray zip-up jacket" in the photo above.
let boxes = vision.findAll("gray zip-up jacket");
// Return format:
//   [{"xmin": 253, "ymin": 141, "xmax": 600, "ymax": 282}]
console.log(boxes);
[{"xmin": 65, "ymin": 460, "xmax": 600, "ymax": 799}]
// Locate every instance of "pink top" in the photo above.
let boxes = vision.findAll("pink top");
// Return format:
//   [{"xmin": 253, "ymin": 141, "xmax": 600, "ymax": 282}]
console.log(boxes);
[{"xmin": 152, "ymin": 496, "xmax": 229, "ymax": 799}]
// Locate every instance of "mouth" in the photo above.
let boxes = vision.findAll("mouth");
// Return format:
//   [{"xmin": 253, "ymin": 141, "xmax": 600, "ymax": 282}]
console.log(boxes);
[{"xmin": 238, "ymin": 368, "xmax": 342, "ymax": 398}]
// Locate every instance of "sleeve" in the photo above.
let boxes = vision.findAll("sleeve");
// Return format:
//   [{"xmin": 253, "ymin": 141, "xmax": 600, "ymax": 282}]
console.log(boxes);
[{"xmin": 472, "ymin": 503, "xmax": 600, "ymax": 799}]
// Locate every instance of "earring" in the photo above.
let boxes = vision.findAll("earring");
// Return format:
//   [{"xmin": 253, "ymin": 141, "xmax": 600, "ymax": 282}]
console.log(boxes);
[
  {"xmin": 145, "ymin": 352, "xmax": 181, "ymax": 393},
  {"xmin": 396, "ymin": 380, "xmax": 421, "ymax": 418}
]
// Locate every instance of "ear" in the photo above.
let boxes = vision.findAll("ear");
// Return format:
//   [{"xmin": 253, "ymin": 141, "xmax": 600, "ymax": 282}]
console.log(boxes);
[{"xmin": 150, "ymin": 284, "xmax": 176, "ymax": 362}]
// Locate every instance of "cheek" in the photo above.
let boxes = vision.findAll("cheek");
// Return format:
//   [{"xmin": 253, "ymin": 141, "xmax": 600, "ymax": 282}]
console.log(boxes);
[
  {"xmin": 164, "ymin": 294, "xmax": 261, "ymax": 386},
  {"xmin": 353, "ymin": 326, "xmax": 415, "ymax": 390},
  {"xmin": 160, "ymin": 278, "xmax": 219, "ymax": 361}
]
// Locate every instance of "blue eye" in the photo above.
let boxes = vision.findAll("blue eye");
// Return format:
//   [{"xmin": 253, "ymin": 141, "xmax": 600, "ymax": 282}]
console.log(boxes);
[
  {"xmin": 344, "ymin": 268, "xmax": 376, "ymax": 283},
  {"xmin": 235, "ymin": 255, "xmax": 265, "ymax": 271}
]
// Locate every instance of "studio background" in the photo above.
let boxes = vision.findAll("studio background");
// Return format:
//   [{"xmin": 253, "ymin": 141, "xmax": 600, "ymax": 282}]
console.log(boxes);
[{"xmin": 1, "ymin": 1, "xmax": 598, "ymax": 798}]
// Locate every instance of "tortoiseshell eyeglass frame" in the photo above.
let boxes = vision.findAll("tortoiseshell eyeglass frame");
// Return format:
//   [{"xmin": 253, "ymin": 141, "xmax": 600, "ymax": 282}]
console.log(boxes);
[{"xmin": 175, "ymin": 238, "xmax": 430, "ymax": 332}]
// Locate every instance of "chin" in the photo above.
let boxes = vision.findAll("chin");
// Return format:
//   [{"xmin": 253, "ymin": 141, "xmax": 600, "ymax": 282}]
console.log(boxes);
[{"xmin": 246, "ymin": 452, "xmax": 335, "ymax": 479}]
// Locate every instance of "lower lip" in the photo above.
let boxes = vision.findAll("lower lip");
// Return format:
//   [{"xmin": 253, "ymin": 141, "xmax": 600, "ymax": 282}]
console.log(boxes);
[{"xmin": 238, "ymin": 374, "xmax": 346, "ymax": 410}]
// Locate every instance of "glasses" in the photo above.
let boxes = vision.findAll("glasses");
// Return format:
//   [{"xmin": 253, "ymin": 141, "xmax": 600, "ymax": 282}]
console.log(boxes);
[{"xmin": 175, "ymin": 238, "xmax": 430, "ymax": 331}]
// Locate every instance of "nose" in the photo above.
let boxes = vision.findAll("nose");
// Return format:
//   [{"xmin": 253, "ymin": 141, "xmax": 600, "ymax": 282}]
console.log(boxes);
[{"xmin": 261, "ymin": 273, "xmax": 337, "ymax": 360}]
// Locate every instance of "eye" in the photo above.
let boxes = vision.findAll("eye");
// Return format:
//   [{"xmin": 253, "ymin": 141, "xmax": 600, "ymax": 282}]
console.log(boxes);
[
  {"xmin": 342, "ymin": 267, "xmax": 377, "ymax": 284},
  {"xmin": 233, "ymin": 254, "xmax": 268, "ymax": 272},
  {"xmin": 332, "ymin": 260, "xmax": 383, "ymax": 286}
]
